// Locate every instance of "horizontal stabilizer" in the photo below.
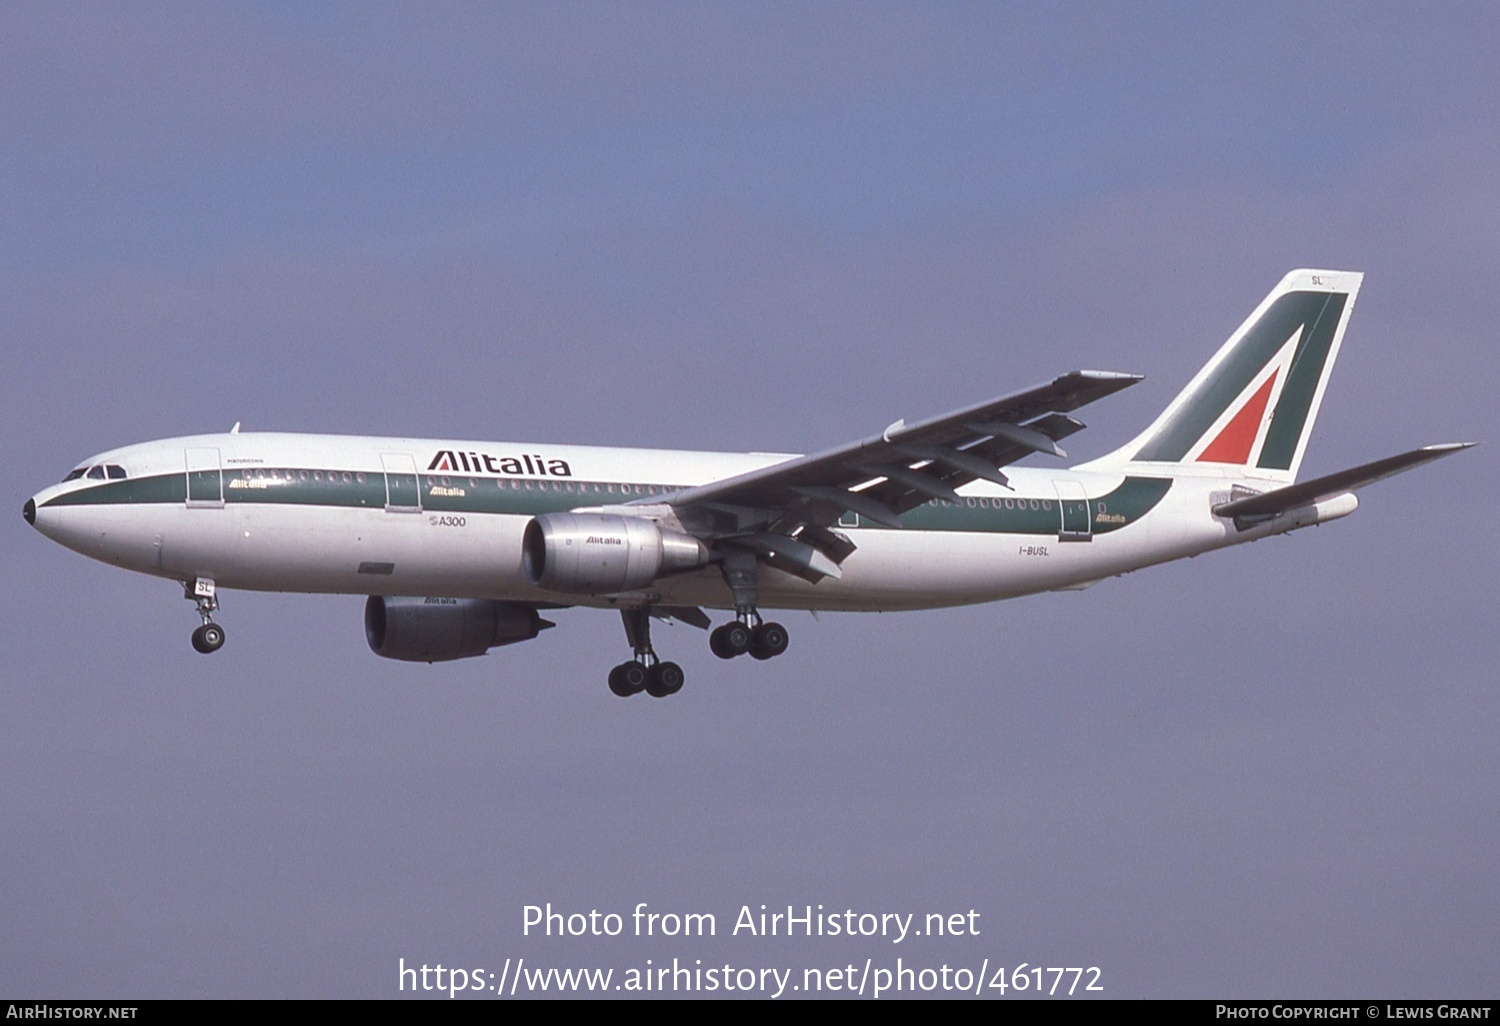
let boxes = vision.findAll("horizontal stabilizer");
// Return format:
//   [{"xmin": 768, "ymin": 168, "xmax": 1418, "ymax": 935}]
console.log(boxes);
[{"xmin": 1213, "ymin": 443, "xmax": 1475, "ymax": 521}]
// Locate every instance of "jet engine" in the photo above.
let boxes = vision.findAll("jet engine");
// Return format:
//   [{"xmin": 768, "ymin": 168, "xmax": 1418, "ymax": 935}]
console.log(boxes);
[
  {"xmin": 365, "ymin": 596, "xmax": 552, "ymax": 662},
  {"xmin": 522, "ymin": 512, "xmax": 710, "ymax": 594}
]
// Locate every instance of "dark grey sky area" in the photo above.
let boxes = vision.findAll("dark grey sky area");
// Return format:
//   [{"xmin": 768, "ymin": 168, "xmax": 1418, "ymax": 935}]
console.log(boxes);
[{"xmin": 2, "ymin": 2, "xmax": 1495, "ymax": 999}]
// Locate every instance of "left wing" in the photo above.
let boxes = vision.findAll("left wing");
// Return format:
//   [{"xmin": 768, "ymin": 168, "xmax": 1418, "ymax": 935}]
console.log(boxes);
[{"xmin": 649, "ymin": 370, "xmax": 1141, "ymax": 582}]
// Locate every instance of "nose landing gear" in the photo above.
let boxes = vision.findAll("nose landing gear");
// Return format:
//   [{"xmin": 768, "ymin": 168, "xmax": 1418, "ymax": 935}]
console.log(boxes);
[{"xmin": 184, "ymin": 578, "xmax": 225, "ymax": 654}]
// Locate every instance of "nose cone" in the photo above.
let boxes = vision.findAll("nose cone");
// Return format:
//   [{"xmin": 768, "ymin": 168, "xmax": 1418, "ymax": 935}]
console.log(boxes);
[{"xmin": 25, "ymin": 486, "xmax": 68, "ymax": 541}]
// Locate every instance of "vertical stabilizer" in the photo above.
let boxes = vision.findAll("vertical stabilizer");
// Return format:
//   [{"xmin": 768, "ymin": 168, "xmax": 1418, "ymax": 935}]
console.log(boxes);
[{"xmin": 1087, "ymin": 269, "xmax": 1363, "ymax": 482}]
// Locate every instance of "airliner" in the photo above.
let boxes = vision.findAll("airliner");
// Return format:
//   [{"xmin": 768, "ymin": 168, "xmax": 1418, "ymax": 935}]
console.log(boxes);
[{"xmin": 25, "ymin": 270, "xmax": 1472, "ymax": 698}]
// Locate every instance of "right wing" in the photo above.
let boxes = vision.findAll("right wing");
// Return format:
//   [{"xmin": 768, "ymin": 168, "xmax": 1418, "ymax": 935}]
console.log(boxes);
[{"xmin": 650, "ymin": 370, "xmax": 1141, "ymax": 581}]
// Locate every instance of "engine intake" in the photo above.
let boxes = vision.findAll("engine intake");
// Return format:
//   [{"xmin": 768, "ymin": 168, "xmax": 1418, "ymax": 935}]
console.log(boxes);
[
  {"xmin": 365, "ymin": 596, "xmax": 551, "ymax": 662},
  {"xmin": 523, "ymin": 512, "xmax": 709, "ymax": 594}
]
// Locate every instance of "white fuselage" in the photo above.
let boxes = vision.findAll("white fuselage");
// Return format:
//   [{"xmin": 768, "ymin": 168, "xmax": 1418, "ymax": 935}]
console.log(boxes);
[{"xmin": 28, "ymin": 431, "xmax": 1318, "ymax": 614}]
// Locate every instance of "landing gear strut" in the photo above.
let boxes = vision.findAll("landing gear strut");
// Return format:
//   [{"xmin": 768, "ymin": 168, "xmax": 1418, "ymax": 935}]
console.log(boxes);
[
  {"xmin": 608, "ymin": 606, "xmax": 684, "ymax": 699},
  {"xmin": 710, "ymin": 548, "xmax": 789, "ymax": 661},
  {"xmin": 185, "ymin": 578, "xmax": 225, "ymax": 654}
]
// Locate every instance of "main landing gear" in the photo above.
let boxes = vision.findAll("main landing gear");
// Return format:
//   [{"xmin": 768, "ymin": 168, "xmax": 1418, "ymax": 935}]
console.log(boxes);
[
  {"xmin": 709, "ymin": 615, "xmax": 789, "ymax": 661},
  {"xmin": 608, "ymin": 607, "xmax": 684, "ymax": 699},
  {"xmin": 604, "ymin": 550, "xmax": 790, "ymax": 698},
  {"xmin": 709, "ymin": 548, "xmax": 789, "ymax": 662},
  {"xmin": 604, "ymin": 610, "xmax": 792, "ymax": 698},
  {"xmin": 185, "ymin": 578, "xmax": 226, "ymax": 654}
]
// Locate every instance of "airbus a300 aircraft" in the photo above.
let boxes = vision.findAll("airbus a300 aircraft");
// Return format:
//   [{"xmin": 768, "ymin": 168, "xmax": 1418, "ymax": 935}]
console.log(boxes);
[{"xmin": 26, "ymin": 270, "xmax": 1471, "ymax": 698}]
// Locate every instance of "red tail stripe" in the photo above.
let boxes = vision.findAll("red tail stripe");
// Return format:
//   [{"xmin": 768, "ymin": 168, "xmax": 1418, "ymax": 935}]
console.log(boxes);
[{"xmin": 1197, "ymin": 369, "xmax": 1278, "ymax": 465}]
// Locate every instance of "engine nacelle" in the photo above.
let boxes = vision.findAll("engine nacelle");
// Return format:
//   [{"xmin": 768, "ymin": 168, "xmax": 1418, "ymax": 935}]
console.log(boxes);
[
  {"xmin": 365, "ymin": 596, "xmax": 551, "ymax": 663},
  {"xmin": 522, "ymin": 512, "xmax": 710, "ymax": 594}
]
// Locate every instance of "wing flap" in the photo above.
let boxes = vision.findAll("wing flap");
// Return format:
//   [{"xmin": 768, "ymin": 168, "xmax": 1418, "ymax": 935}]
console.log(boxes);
[{"xmin": 652, "ymin": 605, "xmax": 712, "ymax": 630}]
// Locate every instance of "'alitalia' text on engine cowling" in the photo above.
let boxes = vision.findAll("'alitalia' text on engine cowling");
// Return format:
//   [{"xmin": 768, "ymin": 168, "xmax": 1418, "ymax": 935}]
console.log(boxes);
[{"xmin": 522, "ymin": 512, "xmax": 711, "ymax": 594}]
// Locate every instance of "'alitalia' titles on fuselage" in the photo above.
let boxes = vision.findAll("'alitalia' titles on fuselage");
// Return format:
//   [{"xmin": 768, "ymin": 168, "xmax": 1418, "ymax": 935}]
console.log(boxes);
[{"xmin": 427, "ymin": 449, "xmax": 573, "ymax": 477}]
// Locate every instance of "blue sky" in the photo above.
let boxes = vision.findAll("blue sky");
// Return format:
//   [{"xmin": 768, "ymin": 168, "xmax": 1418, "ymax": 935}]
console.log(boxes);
[{"xmin": 2, "ymin": 2, "xmax": 1496, "ymax": 998}]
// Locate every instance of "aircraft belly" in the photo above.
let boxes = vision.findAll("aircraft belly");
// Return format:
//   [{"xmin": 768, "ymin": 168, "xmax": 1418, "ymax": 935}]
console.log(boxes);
[
  {"xmin": 218, "ymin": 507, "xmax": 536, "ymax": 597},
  {"xmin": 37, "ymin": 504, "xmax": 180, "ymax": 578},
  {"xmin": 808, "ymin": 530, "xmax": 1112, "ymax": 609},
  {"xmin": 655, "ymin": 529, "xmax": 1142, "ymax": 612},
  {"xmin": 662, "ymin": 508, "xmax": 1231, "ymax": 613}
]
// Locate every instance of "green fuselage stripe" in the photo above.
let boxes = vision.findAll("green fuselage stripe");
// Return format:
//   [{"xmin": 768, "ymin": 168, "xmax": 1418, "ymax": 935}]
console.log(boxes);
[{"xmin": 43, "ymin": 471, "xmax": 1171, "ymax": 536}]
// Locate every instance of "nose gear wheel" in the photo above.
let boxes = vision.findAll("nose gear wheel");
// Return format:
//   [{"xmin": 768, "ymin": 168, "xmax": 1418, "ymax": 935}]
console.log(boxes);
[{"xmin": 184, "ymin": 579, "xmax": 226, "ymax": 655}]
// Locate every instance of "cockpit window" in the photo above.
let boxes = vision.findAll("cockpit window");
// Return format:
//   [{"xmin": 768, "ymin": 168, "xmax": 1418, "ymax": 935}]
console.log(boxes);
[{"xmin": 62, "ymin": 463, "xmax": 127, "ymax": 483}]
